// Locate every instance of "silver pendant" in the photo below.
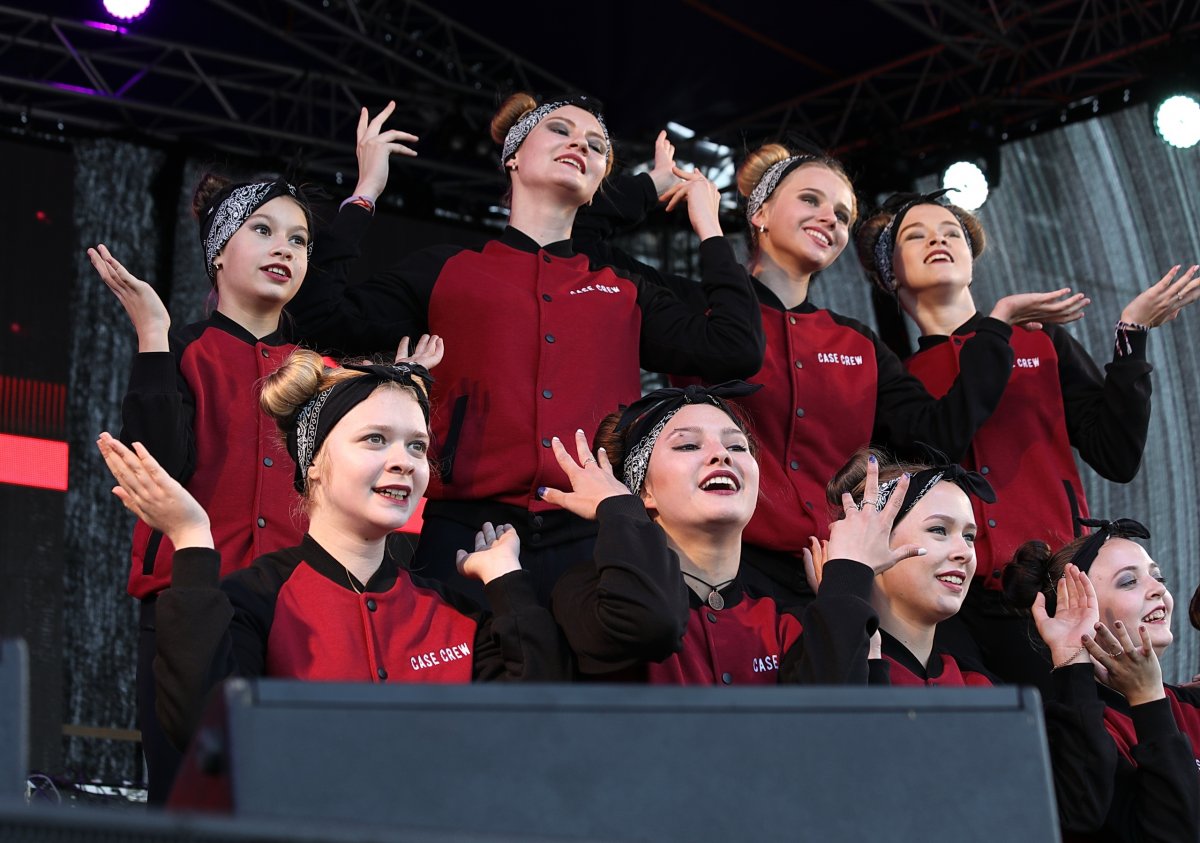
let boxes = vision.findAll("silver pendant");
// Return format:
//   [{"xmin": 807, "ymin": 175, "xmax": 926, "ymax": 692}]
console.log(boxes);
[{"xmin": 707, "ymin": 591, "xmax": 724, "ymax": 611}]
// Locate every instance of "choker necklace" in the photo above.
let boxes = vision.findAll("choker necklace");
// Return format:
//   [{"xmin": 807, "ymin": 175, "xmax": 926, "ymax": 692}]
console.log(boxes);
[
  {"xmin": 681, "ymin": 571, "xmax": 734, "ymax": 611},
  {"xmin": 346, "ymin": 567, "xmax": 365, "ymax": 594}
]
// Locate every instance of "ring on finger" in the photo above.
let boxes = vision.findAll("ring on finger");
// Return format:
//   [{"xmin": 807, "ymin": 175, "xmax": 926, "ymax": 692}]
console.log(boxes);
[
  {"xmin": 1108, "ymin": 649, "xmax": 1123, "ymax": 658},
  {"xmin": 582, "ymin": 457, "xmax": 597, "ymax": 467},
  {"xmin": 860, "ymin": 498, "xmax": 878, "ymax": 509}
]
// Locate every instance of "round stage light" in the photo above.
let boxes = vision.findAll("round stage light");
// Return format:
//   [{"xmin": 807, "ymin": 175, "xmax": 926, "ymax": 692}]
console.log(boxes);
[
  {"xmin": 103, "ymin": 0, "xmax": 152, "ymax": 21},
  {"xmin": 1154, "ymin": 94, "xmax": 1200, "ymax": 149},
  {"xmin": 941, "ymin": 160, "xmax": 989, "ymax": 211}
]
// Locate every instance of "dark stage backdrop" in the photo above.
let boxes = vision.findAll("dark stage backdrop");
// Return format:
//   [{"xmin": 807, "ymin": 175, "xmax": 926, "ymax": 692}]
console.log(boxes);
[{"xmin": 36, "ymin": 101, "xmax": 1200, "ymax": 782}]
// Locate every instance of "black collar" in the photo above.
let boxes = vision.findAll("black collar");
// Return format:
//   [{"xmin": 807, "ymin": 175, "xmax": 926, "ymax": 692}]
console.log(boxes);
[
  {"xmin": 751, "ymin": 277, "xmax": 819, "ymax": 315},
  {"xmin": 500, "ymin": 225, "xmax": 575, "ymax": 258},
  {"xmin": 298, "ymin": 534, "xmax": 400, "ymax": 593},
  {"xmin": 685, "ymin": 570, "xmax": 746, "ymax": 611},
  {"xmin": 914, "ymin": 310, "xmax": 984, "ymax": 352},
  {"xmin": 208, "ymin": 309, "xmax": 288, "ymax": 347},
  {"xmin": 880, "ymin": 629, "xmax": 944, "ymax": 680}
]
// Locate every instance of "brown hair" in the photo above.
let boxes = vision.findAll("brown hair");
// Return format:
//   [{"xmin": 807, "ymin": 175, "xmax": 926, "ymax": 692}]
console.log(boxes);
[
  {"xmin": 1002, "ymin": 536, "xmax": 1089, "ymax": 616},
  {"xmin": 736, "ymin": 143, "xmax": 857, "ymax": 250},
  {"xmin": 854, "ymin": 202, "xmax": 987, "ymax": 291},
  {"xmin": 491, "ymin": 91, "xmax": 615, "ymax": 180},
  {"xmin": 191, "ymin": 172, "xmax": 232, "ymax": 220},
  {"xmin": 825, "ymin": 447, "xmax": 929, "ymax": 525}
]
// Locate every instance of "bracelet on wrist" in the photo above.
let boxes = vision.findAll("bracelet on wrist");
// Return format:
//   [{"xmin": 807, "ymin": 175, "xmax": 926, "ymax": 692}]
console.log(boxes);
[
  {"xmin": 1114, "ymin": 320, "xmax": 1150, "ymax": 357},
  {"xmin": 340, "ymin": 194, "xmax": 376, "ymax": 214},
  {"xmin": 1052, "ymin": 646, "xmax": 1088, "ymax": 671}
]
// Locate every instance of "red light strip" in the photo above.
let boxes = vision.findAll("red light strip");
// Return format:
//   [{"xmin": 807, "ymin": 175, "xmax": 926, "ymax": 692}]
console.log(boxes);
[{"xmin": 0, "ymin": 434, "xmax": 69, "ymax": 491}]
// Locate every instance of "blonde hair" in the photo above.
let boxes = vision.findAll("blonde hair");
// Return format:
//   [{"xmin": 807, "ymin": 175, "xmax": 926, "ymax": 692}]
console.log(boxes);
[{"xmin": 736, "ymin": 143, "xmax": 856, "ymax": 250}]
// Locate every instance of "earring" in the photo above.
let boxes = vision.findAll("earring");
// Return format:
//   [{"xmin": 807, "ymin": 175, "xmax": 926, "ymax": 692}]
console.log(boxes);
[{"xmin": 758, "ymin": 225, "xmax": 767, "ymax": 235}]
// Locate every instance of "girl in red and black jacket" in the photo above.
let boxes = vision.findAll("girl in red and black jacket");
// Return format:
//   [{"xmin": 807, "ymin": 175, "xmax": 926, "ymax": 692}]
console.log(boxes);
[
  {"xmin": 284, "ymin": 97, "xmax": 764, "ymax": 601},
  {"xmin": 89, "ymin": 175, "xmax": 317, "ymax": 802},
  {"xmin": 543, "ymin": 385, "xmax": 923, "ymax": 686},
  {"xmin": 812, "ymin": 449, "xmax": 997, "ymax": 687},
  {"xmin": 572, "ymin": 139, "xmax": 1049, "ymax": 607},
  {"xmin": 1006, "ymin": 521, "xmax": 1199, "ymax": 842},
  {"xmin": 855, "ymin": 193, "xmax": 1197, "ymax": 688},
  {"xmin": 96, "ymin": 351, "xmax": 567, "ymax": 756}
]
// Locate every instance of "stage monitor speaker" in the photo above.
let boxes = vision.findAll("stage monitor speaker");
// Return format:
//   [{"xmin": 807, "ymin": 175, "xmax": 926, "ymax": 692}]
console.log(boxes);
[
  {"xmin": 0, "ymin": 639, "xmax": 28, "ymax": 799},
  {"xmin": 170, "ymin": 682, "xmax": 1060, "ymax": 842}
]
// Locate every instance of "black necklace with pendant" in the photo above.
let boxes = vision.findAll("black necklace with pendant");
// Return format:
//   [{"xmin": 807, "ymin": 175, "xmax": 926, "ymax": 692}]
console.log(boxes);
[{"xmin": 681, "ymin": 571, "xmax": 735, "ymax": 611}]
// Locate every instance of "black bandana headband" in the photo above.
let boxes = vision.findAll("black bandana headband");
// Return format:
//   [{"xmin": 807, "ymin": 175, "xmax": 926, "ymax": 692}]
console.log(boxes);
[
  {"xmin": 616, "ymin": 381, "xmax": 762, "ymax": 494},
  {"xmin": 287, "ymin": 362, "xmax": 434, "ymax": 494},
  {"xmin": 200, "ymin": 178, "xmax": 311, "ymax": 283},
  {"xmin": 869, "ymin": 189, "xmax": 976, "ymax": 294},
  {"xmin": 500, "ymin": 95, "xmax": 611, "ymax": 169},
  {"xmin": 875, "ymin": 464, "xmax": 995, "ymax": 525},
  {"xmin": 1070, "ymin": 517, "xmax": 1151, "ymax": 574}
]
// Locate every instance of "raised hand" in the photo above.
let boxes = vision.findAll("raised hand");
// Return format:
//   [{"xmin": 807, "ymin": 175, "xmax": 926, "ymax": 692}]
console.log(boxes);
[
  {"xmin": 826, "ymin": 460, "xmax": 923, "ymax": 576},
  {"xmin": 96, "ymin": 432, "xmax": 212, "ymax": 549},
  {"xmin": 802, "ymin": 535, "xmax": 829, "ymax": 593},
  {"xmin": 537, "ymin": 429, "xmax": 632, "ymax": 521},
  {"xmin": 647, "ymin": 129, "xmax": 680, "ymax": 197},
  {"xmin": 659, "ymin": 166, "xmax": 723, "ymax": 242},
  {"xmin": 1031, "ymin": 563, "xmax": 1099, "ymax": 668},
  {"xmin": 455, "ymin": 522, "xmax": 521, "ymax": 585},
  {"xmin": 1120, "ymin": 264, "xmax": 1200, "ymax": 327},
  {"xmin": 990, "ymin": 288, "xmax": 1090, "ymax": 331},
  {"xmin": 394, "ymin": 334, "xmax": 444, "ymax": 370},
  {"xmin": 353, "ymin": 101, "xmax": 420, "ymax": 202},
  {"xmin": 88, "ymin": 245, "xmax": 170, "ymax": 352},
  {"xmin": 1084, "ymin": 620, "xmax": 1166, "ymax": 706}
]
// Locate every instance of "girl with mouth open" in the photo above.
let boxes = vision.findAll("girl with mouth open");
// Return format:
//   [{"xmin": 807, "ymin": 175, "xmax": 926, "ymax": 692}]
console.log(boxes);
[
  {"xmin": 95, "ymin": 351, "xmax": 567, "ymax": 761},
  {"xmin": 543, "ymin": 385, "xmax": 924, "ymax": 686},
  {"xmin": 855, "ymin": 193, "xmax": 1199, "ymax": 689},
  {"xmin": 89, "ymin": 175, "xmax": 317, "ymax": 802},
  {"xmin": 285, "ymin": 95, "xmax": 763, "ymax": 602},
  {"xmin": 1005, "ymin": 521, "xmax": 1199, "ymax": 841},
  {"xmin": 813, "ymin": 448, "xmax": 998, "ymax": 686}
]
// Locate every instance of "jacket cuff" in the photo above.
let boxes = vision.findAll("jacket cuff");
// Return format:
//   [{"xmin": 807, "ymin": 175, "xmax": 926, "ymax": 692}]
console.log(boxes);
[
  {"xmin": 482, "ymin": 569, "xmax": 539, "ymax": 616},
  {"xmin": 127, "ymin": 352, "xmax": 178, "ymax": 393},
  {"xmin": 1050, "ymin": 661, "xmax": 1097, "ymax": 701},
  {"xmin": 819, "ymin": 559, "xmax": 876, "ymax": 600},
  {"xmin": 596, "ymin": 494, "xmax": 652, "ymax": 523},
  {"xmin": 697, "ymin": 235, "xmax": 736, "ymax": 265},
  {"xmin": 1130, "ymin": 696, "xmax": 1178, "ymax": 741},
  {"xmin": 170, "ymin": 547, "xmax": 222, "ymax": 589}
]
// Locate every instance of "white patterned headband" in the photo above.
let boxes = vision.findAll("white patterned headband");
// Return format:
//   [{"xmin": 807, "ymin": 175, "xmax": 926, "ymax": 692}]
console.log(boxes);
[
  {"xmin": 500, "ymin": 98, "xmax": 611, "ymax": 168},
  {"xmin": 201, "ymin": 180, "xmax": 308, "ymax": 281},
  {"xmin": 745, "ymin": 155, "xmax": 817, "ymax": 223}
]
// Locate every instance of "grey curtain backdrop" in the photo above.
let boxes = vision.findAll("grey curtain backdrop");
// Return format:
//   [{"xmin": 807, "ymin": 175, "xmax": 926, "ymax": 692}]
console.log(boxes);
[{"xmin": 61, "ymin": 102, "xmax": 1200, "ymax": 781}]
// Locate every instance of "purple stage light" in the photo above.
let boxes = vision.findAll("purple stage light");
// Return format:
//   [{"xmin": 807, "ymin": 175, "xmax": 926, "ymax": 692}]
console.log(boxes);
[{"xmin": 102, "ymin": 0, "xmax": 151, "ymax": 21}]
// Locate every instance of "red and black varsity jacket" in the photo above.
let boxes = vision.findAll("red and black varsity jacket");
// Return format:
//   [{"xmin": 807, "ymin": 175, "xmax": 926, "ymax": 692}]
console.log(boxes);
[
  {"xmin": 120, "ymin": 312, "xmax": 305, "ymax": 599},
  {"xmin": 285, "ymin": 206, "xmax": 764, "ymax": 535},
  {"xmin": 550, "ymin": 495, "xmax": 881, "ymax": 686},
  {"xmin": 1043, "ymin": 663, "xmax": 1199, "ymax": 841},
  {"xmin": 879, "ymin": 630, "xmax": 995, "ymax": 687},
  {"xmin": 906, "ymin": 313, "xmax": 1152, "ymax": 588},
  {"xmin": 154, "ymin": 534, "xmax": 568, "ymax": 751}
]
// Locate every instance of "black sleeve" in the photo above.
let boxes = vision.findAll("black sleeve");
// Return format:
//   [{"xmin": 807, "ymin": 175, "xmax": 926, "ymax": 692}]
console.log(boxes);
[
  {"xmin": 550, "ymin": 495, "xmax": 690, "ymax": 674},
  {"xmin": 779, "ymin": 559, "xmax": 878, "ymax": 685},
  {"xmin": 873, "ymin": 317, "xmax": 1015, "ymax": 461},
  {"xmin": 1042, "ymin": 663, "xmax": 1119, "ymax": 834},
  {"xmin": 284, "ymin": 204, "xmax": 448, "ymax": 357},
  {"xmin": 466, "ymin": 570, "xmax": 571, "ymax": 682},
  {"xmin": 1107, "ymin": 694, "xmax": 1200, "ymax": 843},
  {"xmin": 119, "ymin": 343, "xmax": 196, "ymax": 482},
  {"xmin": 1051, "ymin": 325, "xmax": 1152, "ymax": 483},
  {"xmin": 153, "ymin": 548, "xmax": 276, "ymax": 751},
  {"xmin": 575, "ymin": 172, "xmax": 765, "ymax": 381},
  {"xmin": 632, "ymin": 237, "xmax": 766, "ymax": 381}
]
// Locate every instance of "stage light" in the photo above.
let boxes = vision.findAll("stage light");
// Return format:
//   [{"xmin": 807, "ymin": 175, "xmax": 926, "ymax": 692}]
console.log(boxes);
[
  {"xmin": 103, "ymin": 0, "xmax": 151, "ymax": 21},
  {"xmin": 1154, "ymin": 94, "xmax": 1200, "ymax": 149},
  {"xmin": 941, "ymin": 160, "xmax": 989, "ymax": 211}
]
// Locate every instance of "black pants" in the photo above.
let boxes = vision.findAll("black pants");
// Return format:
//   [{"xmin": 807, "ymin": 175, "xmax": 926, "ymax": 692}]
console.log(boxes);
[
  {"xmin": 137, "ymin": 598, "xmax": 182, "ymax": 804},
  {"xmin": 410, "ymin": 511, "xmax": 597, "ymax": 607}
]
